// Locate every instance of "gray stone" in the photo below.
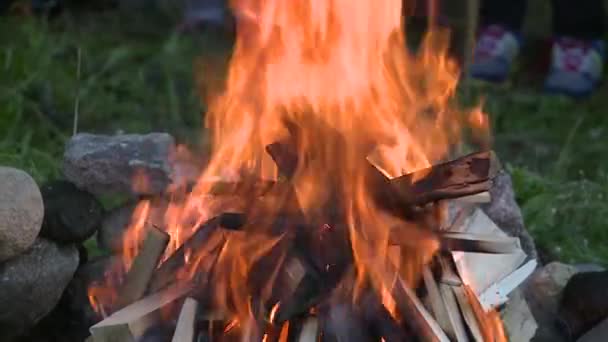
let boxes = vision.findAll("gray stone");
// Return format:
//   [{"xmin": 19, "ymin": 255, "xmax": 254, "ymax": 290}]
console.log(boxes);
[
  {"xmin": 482, "ymin": 170, "xmax": 538, "ymax": 259},
  {"xmin": 0, "ymin": 238, "xmax": 79, "ymax": 340},
  {"xmin": 0, "ymin": 167, "xmax": 44, "ymax": 261},
  {"xmin": 98, "ymin": 198, "xmax": 168, "ymax": 253},
  {"xmin": 501, "ymin": 289, "xmax": 538, "ymax": 342},
  {"xmin": 524, "ymin": 262, "xmax": 578, "ymax": 342},
  {"xmin": 63, "ymin": 133, "xmax": 175, "ymax": 196}
]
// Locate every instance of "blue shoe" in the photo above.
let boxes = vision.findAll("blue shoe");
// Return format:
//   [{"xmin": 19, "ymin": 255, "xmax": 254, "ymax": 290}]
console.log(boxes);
[
  {"xmin": 544, "ymin": 38, "xmax": 605, "ymax": 98},
  {"xmin": 469, "ymin": 25, "xmax": 521, "ymax": 83}
]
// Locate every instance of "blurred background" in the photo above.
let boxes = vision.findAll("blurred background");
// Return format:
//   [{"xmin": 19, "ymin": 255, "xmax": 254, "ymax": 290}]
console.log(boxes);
[{"xmin": 0, "ymin": 0, "xmax": 607, "ymax": 266}]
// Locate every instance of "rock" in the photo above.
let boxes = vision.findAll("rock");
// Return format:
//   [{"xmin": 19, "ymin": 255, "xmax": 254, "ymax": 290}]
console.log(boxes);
[
  {"xmin": 0, "ymin": 238, "xmax": 79, "ymax": 340},
  {"xmin": 63, "ymin": 133, "xmax": 175, "ymax": 196},
  {"xmin": 524, "ymin": 262, "xmax": 578, "ymax": 342},
  {"xmin": 501, "ymin": 289, "xmax": 538, "ymax": 342},
  {"xmin": 22, "ymin": 255, "xmax": 120, "ymax": 342},
  {"xmin": 0, "ymin": 167, "xmax": 44, "ymax": 261},
  {"xmin": 482, "ymin": 170, "xmax": 538, "ymax": 259},
  {"xmin": 40, "ymin": 180, "xmax": 104, "ymax": 244},
  {"xmin": 558, "ymin": 271, "xmax": 608, "ymax": 340},
  {"xmin": 574, "ymin": 263, "xmax": 605, "ymax": 273},
  {"xmin": 97, "ymin": 197, "xmax": 168, "ymax": 253}
]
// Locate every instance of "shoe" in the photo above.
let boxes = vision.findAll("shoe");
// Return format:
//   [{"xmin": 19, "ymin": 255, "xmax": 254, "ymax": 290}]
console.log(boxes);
[
  {"xmin": 469, "ymin": 25, "xmax": 521, "ymax": 83},
  {"xmin": 544, "ymin": 37, "xmax": 605, "ymax": 98}
]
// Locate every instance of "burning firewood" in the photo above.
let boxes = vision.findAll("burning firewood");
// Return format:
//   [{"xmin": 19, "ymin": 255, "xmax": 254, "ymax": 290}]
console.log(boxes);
[
  {"xmin": 390, "ymin": 151, "xmax": 500, "ymax": 206},
  {"xmin": 171, "ymin": 298, "xmax": 199, "ymax": 342},
  {"xmin": 89, "ymin": 284, "xmax": 192, "ymax": 342},
  {"xmin": 451, "ymin": 285, "xmax": 484, "ymax": 342},
  {"xmin": 115, "ymin": 226, "xmax": 170, "ymax": 310},
  {"xmin": 147, "ymin": 216, "xmax": 228, "ymax": 293}
]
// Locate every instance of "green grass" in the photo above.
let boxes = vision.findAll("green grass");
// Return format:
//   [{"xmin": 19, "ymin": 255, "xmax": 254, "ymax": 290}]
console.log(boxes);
[{"xmin": 1, "ymin": 10, "xmax": 606, "ymax": 266}]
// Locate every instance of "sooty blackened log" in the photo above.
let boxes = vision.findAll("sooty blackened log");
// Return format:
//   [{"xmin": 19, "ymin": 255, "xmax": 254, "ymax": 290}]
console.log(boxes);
[{"xmin": 390, "ymin": 151, "xmax": 500, "ymax": 205}]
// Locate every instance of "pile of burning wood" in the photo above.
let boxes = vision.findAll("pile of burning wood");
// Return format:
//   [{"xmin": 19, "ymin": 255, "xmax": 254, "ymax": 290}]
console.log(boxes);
[{"xmin": 87, "ymin": 138, "xmax": 537, "ymax": 342}]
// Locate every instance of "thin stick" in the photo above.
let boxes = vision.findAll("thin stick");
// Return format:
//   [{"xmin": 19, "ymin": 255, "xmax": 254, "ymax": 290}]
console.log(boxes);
[{"xmin": 73, "ymin": 47, "xmax": 82, "ymax": 136}]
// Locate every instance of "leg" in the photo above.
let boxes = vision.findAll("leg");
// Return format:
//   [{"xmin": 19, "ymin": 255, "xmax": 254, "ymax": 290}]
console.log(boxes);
[{"xmin": 544, "ymin": 0, "xmax": 606, "ymax": 97}]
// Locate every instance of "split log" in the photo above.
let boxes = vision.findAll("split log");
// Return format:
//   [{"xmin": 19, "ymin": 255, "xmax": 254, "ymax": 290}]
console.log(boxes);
[
  {"xmin": 383, "ymin": 261, "xmax": 450, "ymax": 342},
  {"xmin": 439, "ymin": 283, "xmax": 469, "ymax": 342},
  {"xmin": 171, "ymin": 298, "xmax": 198, "ymax": 342},
  {"xmin": 388, "ymin": 230, "xmax": 520, "ymax": 254},
  {"xmin": 451, "ymin": 191, "xmax": 491, "ymax": 204},
  {"xmin": 266, "ymin": 137, "xmax": 499, "ymax": 213},
  {"xmin": 296, "ymin": 317, "xmax": 319, "ymax": 342},
  {"xmin": 438, "ymin": 256, "xmax": 462, "ymax": 286},
  {"xmin": 273, "ymin": 257, "xmax": 323, "ymax": 324},
  {"xmin": 451, "ymin": 209, "xmax": 526, "ymax": 299},
  {"xmin": 451, "ymin": 285, "xmax": 484, "ymax": 342},
  {"xmin": 90, "ymin": 284, "xmax": 192, "ymax": 342},
  {"xmin": 390, "ymin": 151, "xmax": 500, "ymax": 205},
  {"xmin": 423, "ymin": 267, "xmax": 455, "ymax": 338},
  {"xmin": 477, "ymin": 259, "xmax": 537, "ymax": 311},
  {"xmin": 115, "ymin": 226, "xmax": 170, "ymax": 309},
  {"xmin": 147, "ymin": 216, "xmax": 227, "ymax": 293},
  {"xmin": 439, "ymin": 232, "xmax": 521, "ymax": 254}
]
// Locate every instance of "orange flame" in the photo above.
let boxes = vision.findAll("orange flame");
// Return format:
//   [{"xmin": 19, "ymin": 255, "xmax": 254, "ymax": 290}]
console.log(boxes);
[{"xmin": 88, "ymin": 0, "xmax": 503, "ymax": 339}]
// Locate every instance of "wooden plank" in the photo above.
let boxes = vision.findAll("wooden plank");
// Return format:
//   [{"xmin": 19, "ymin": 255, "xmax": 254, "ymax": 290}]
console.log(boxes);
[
  {"xmin": 297, "ymin": 317, "xmax": 319, "ymax": 342},
  {"xmin": 148, "ymin": 217, "xmax": 225, "ymax": 293},
  {"xmin": 438, "ymin": 256, "xmax": 462, "ymax": 286},
  {"xmin": 115, "ymin": 226, "xmax": 170, "ymax": 309},
  {"xmin": 451, "ymin": 285, "xmax": 484, "ymax": 342},
  {"xmin": 423, "ymin": 267, "xmax": 455, "ymax": 338},
  {"xmin": 452, "ymin": 209, "xmax": 526, "ymax": 297},
  {"xmin": 171, "ymin": 298, "xmax": 198, "ymax": 342},
  {"xmin": 390, "ymin": 151, "xmax": 500, "ymax": 205},
  {"xmin": 439, "ymin": 283, "xmax": 469, "ymax": 342},
  {"xmin": 478, "ymin": 259, "xmax": 538, "ymax": 311},
  {"xmin": 439, "ymin": 232, "xmax": 521, "ymax": 254},
  {"xmin": 90, "ymin": 284, "xmax": 192, "ymax": 342},
  {"xmin": 451, "ymin": 191, "xmax": 491, "ymax": 204},
  {"xmin": 389, "ymin": 272, "xmax": 450, "ymax": 342}
]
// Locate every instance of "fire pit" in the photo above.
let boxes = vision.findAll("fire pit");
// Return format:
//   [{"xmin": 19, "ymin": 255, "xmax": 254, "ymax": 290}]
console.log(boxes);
[{"xmin": 86, "ymin": 1, "xmax": 536, "ymax": 341}]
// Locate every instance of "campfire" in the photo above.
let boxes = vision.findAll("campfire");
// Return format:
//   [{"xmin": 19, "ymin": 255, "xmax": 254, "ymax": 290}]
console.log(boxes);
[{"xmin": 87, "ymin": 1, "xmax": 536, "ymax": 341}]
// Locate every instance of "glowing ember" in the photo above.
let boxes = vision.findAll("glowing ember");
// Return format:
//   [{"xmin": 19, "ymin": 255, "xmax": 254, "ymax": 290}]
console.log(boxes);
[{"xmin": 88, "ymin": 0, "xmax": 505, "ymax": 340}]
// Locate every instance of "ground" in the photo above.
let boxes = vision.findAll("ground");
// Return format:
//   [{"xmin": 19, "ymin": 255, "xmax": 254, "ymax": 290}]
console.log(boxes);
[{"xmin": 1, "ymin": 7, "xmax": 607, "ymax": 266}]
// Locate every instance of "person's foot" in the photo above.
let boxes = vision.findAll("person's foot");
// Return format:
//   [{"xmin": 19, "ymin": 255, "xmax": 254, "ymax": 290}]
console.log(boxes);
[
  {"xmin": 544, "ymin": 37, "xmax": 605, "ymax": 98},
  {"xmin": 469, "ymin": 25, "xmax": 521, "ymax": 83}
]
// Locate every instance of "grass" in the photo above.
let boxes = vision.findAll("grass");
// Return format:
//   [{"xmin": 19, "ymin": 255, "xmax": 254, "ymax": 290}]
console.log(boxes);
[{"xmin": 0, "ymin": 9, "xmax": 606, "ymax": 266}]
